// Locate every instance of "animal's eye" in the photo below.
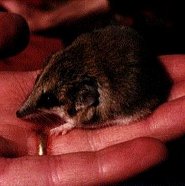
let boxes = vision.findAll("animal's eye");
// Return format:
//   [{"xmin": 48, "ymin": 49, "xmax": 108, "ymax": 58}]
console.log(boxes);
[{"xmin": 38, "ymin": 92, "xmax": 60, "ymax": 108}]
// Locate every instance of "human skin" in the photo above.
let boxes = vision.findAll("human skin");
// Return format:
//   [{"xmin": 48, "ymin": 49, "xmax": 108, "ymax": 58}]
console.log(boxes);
[
  {"xmin": 0, "ymin": 12, "xmax": 29, "ymax": 57},
  {"xmin": 1, "ymin": 12, "xmax": 185, "ymax": 185},
  {"xmin": 0, "ymin": 0, "xmax": 110, "ymax": 32}
]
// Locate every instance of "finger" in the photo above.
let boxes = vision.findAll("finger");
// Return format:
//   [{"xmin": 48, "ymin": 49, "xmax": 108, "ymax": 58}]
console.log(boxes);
[
  {"xmin": 159, "ymin": 55, "xmax": 185, "ymax": 83},
  {"xmin": 48, "ymin": 96, "xmax": 185, "ymax": 154},
  {"xmin": 147, "ymin": 96, "xmax": 185, "ymax": 141},
  {"xmin": 1, "ymin": 0, "xmax": 45, "ymax": 32},
  {"xmin": 0, "ymin": 35, "xmax": 61, "ymax": 71},
  {"xmin": 0, "ymin": 12, "xmax": 29, "ymax": 58},
  {"xmin": 108, "ymin": 96, "xmax": 185, "ymax": 143},
  {"xmin": 1, "ymin": 0, "xmax": 28, "ymax": 13},
  {"xmin": 0, "ymin": 138, "xmax": 167, "ymax": 185},
  {"xmin": 168, "ymin": 80, "xmax": 185, "ymax": 100}
]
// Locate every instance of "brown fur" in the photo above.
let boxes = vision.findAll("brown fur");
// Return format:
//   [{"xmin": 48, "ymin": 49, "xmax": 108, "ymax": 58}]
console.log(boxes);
[{"xmin": 16, "ymin": 26, "xmax": 171, "ymax": 134}]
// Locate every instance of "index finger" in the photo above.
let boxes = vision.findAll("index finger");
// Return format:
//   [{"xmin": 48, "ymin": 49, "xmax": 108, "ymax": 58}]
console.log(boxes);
[
  {"xmin": 159, "ymin": 55, "xmax": 185, "ymax": 83},
  {"xmin": 0, "ymin": 138, "xmax": 167, "ymax": 185}
]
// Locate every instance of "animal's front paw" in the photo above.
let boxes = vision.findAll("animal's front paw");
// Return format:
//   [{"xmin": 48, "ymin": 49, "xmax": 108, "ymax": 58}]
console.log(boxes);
[{"xmin": 50, "ymin": 122, "xmax": 75, "ymax": 136}]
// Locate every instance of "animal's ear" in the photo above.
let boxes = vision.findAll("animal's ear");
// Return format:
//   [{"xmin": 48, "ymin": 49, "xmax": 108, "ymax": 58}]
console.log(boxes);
[{"xmin": 75, "ymin": 76, "xmax": 100, "ymax": 111}]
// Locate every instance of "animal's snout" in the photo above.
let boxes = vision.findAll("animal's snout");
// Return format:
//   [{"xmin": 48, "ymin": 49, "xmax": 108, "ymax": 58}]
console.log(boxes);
[
  {"xmin": 16, "ymin": 106, "xmax": 36, "ymax": 118},
  {"xmin": 16, "ymin": 110, "xmax": 24, "ymax": 118},
  {"xmin": 16, "ymin": 108, "xmax": 31, "ymax": 118}
]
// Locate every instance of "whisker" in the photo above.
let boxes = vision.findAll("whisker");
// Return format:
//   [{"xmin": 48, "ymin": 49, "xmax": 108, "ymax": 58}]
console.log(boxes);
[
  {"xmin": 40, "ymin": 112, "xmax": 54, "ymax": 124},
  {"xmin": 20, "ymin": 110, "xmax": 61, "ymax": 127}
]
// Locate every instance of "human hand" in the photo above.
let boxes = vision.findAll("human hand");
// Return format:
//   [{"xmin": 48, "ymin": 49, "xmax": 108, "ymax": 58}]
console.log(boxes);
[
  {"xmin": 0, "ymin": 0, "xmax": 110, "ymax": 32},
  {"xmin": 1, "ymin": 12, "xmax": 185, "ymax": 185},
  {"xmin": 0, "ymin": 71, "xmax": 167, "ymax": 184},
  {"xmin": 0, "ymin": 55, "xmax": 168, "ymax": 184}
]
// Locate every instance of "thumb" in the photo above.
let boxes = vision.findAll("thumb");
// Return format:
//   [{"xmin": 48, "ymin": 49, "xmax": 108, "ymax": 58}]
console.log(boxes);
[{"xmin": 0, "ymin": 12, "xmax": 29, "ymax": 58}]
